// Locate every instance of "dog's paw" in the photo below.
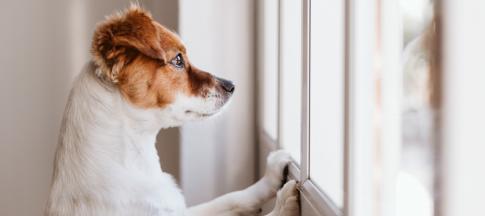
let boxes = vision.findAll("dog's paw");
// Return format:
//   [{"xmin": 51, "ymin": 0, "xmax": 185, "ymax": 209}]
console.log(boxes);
[
  {"xmin": 264, "ymin": 150, "xmax": 292, "ymax": 189},
  {"xmin": 270, "ymin": 180, "xmax": 300, "ymax": 216}
]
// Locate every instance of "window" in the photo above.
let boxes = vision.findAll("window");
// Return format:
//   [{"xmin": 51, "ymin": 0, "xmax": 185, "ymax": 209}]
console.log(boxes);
[
  {"xmin": 398, "ymin": 0, "xmax": 436, "ymax": 215},
  {"xmin": 279, "ymin": 0, "xmax": 302, "ymax": 163},
  {"xmin": 259, "ymin": 0, "xmax": 344, "ymax": 214},
  {"xmin": 259, "ymin": 0, "xmax": 279, "ymax": 141},
  {"xmin": 258, "ymin": 0, "xmax": 440, "ymax": 215},
  {"xmin": 309, "ymin": 0, "xmax": 345, "ymax": 207}
]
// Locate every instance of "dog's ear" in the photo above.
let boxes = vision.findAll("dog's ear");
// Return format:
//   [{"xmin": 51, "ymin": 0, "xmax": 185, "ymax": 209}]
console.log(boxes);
[{"xmin": 91, "ymin": 5, "xmax": 165, "ymax": 82}]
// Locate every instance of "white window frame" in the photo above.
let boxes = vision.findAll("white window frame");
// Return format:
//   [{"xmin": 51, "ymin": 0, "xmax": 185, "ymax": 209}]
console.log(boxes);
[
  {"xmin": 258, "ymin": 0, "xmax": 342, "ymax": 215},
  {"xmin": 440, "ymin": 0, "xmax": 485, "ymax": 215},
  {"xmin": 259, "ymin": 0, "xmax": 485, "ymax": 215},
  {"xmin": 257, "ymin": 0, "xmax": 403, "ymax": 215},
  {"xmin": 295, "ymin": 0, "xmax": 342, "ymax": 215}
]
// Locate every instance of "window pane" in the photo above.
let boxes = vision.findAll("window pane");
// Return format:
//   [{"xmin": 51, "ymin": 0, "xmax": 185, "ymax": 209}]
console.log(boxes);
[
  {"xmin": 261, "ymin": 0, "xmax": 279, "ymax": 140},
  {"xmin": 279, "ymin": 0, "xmax": 302, "ymax": 162},
  {"xmin": 398, "ymin": 0, "xmax": 436, "ymax": 215},
  {"xmin": 309, "ymin": 0, "xmax": 345, "ymax": 207}
]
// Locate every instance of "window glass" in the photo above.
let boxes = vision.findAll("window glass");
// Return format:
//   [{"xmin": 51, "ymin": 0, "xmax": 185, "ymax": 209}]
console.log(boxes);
[
  {"xmin": 309, "ymin": 0, "xmax": 345, "ymax": 207},
  {"xmin": 398, "ymin": 0, "xmax": 436, "ymax": 215},
  {"xmin": 279, "ymin": 0, "xmax": 302, "ymax": 162},
  {"xmin": 261, "ymin": 0, "xmax": 279, "ymax": 140}
]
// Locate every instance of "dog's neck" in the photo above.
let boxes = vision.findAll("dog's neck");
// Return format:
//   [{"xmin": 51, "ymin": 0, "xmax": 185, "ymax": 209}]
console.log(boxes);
[{"xmin": 54, "ymin": 63, "xmax": 166, "ymax": 181}]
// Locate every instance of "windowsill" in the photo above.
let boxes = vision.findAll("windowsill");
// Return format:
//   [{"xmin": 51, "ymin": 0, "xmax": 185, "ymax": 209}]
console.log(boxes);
[
  {"xmin": 259, "ymin": 130, "xmax": 341, "ymax": 216},
  {"xmin": 287, "ymin": 162, "xmax": 342, "ymax": 216}
]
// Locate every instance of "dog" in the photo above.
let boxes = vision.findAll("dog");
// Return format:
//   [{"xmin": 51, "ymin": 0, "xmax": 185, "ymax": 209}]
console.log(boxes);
[{"xmin": 45, "ymin": 5, "xmax": 299, "ymax": 216}]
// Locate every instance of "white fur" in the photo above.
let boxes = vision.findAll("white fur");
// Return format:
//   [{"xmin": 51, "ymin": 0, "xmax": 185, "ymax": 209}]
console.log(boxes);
[
  {"xmin": 267, "ymin": 180, "xmax": 300, "ymax": 216},
  {"xmin": 45, "ymin": 62, "xmax": 299, "ymax": 216}
]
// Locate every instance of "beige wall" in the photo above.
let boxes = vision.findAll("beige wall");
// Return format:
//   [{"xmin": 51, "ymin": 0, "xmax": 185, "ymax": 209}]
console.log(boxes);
[
  {"xmin": 0, "ymin": 1, "xmax": 179, "ymax": 215},
  {"xmin": 179, "ymin": 0, "xmax": 257, "ymax": 206}
]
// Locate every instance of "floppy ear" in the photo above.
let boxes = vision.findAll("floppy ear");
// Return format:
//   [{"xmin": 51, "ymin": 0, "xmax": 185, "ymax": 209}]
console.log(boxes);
[{"xmin": 91, "ymin": 6, "xmax": 165, "ymax": 82}]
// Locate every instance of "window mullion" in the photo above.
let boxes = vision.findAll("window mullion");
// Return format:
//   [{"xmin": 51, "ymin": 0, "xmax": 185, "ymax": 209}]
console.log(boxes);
[
  {"xmin": 276, "ymin": 0, "xmax": 282, "ymax": 149},
  {"xmin": 300, "ymin": 0, "xmax": 310, "ymax": 182}
]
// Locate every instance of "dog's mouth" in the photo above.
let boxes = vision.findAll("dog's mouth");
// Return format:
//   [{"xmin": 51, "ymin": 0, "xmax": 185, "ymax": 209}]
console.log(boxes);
[{"xmin": 185, "ymin": 110, "xmax": 215, "ymax": 117}]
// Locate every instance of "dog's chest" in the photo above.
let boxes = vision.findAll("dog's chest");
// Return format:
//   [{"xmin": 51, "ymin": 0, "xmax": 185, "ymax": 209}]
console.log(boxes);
[{"xmin": 123, "ymin": 172, "xmax": 186, "ymax": 216}]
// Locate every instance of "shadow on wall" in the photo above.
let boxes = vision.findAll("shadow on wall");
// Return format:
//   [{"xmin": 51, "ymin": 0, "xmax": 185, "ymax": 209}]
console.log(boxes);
[{"xmin": 0, "ymin": 1, "xmax": 179, "ymax": 215}]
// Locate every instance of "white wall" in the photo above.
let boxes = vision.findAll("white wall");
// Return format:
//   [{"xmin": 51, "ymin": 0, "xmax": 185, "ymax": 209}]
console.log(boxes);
[
  {"xmin": 179, "ymin": 0, "xmax": 257, "ymax": 206},
  {"xmin": 0, "ymin": 1, "xmax": 178, "ymax": 215}
]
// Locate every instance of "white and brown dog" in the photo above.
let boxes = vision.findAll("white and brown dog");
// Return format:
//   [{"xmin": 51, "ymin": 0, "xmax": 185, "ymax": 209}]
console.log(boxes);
[{"xmin": 45, "ymin": 5, "xmax": 299, "ymax": 216}]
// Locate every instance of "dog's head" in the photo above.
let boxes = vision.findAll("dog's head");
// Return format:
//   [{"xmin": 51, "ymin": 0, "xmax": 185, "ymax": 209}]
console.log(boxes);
[{"xmin": 91, "ymin": 5, "xmax": 234, "ymax": 127}]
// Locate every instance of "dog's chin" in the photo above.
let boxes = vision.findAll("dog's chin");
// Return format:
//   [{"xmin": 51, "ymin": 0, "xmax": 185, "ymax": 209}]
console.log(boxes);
[
  {"xmin": 184, "ymin": 97, "xmax": 232, "ymax": 120},
  {"xmin": 168, "ymin": 93, "xmax": 233, "ymax": 124}
]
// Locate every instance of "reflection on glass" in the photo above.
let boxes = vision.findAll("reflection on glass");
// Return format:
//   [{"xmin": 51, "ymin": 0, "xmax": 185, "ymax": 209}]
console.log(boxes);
[{"xmin": 398, "ymin": 0, "xmax": 436, "ymax": 216}]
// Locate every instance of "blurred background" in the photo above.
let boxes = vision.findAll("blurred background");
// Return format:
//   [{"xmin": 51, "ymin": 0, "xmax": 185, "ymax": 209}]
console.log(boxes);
[{"xmin": 1, "ymin": 0, "xmax": 485, "ymax": 216}]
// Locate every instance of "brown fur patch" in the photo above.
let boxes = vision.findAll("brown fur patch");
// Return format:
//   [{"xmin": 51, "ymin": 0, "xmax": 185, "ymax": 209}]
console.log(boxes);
[{"xmin": 91, "ymin": 5, "xmax": 217, "ymax": 108}]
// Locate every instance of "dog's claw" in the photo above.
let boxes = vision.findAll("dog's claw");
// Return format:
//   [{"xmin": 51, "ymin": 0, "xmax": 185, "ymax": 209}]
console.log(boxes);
[{"xmin": 281, "ymin": 165, "xmax": 289, "ymax": 188}]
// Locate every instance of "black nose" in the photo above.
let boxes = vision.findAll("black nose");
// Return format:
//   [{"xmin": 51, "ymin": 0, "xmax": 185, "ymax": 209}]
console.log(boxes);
[{"xmin": 217, "ymin": 77, "xmax": 235, "ymax": 94}]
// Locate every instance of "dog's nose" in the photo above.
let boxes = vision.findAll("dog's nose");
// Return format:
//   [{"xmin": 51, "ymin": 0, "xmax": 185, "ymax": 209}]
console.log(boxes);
[{"xmin": 217, "ymin": 77, "xmax": 235, "ymax": 94}]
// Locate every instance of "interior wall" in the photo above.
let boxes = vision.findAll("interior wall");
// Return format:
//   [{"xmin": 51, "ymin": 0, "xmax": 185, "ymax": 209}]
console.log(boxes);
[
  {"xmin": 0, "ymin": 1, "xmax": 179, "ymax": 215},
  {"xmin": 179, "ymin": 0, "xmax": 257, "ymax": 206}
]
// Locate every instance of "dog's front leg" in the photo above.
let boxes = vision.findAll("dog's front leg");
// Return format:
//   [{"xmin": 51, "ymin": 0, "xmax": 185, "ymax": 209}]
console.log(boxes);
[
  {"xmin": 187, "ymin": 150, "xmax": 292, "ymax": 216},
  {"xmin": 265, "ymin": 180, "xmax": 299, "ymax": 216}
]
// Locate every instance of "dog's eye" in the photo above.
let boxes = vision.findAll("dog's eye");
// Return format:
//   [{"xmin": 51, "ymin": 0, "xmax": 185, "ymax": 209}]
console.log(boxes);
[{"xmin": 171, "ymin": 54, "xmax": 184, "ymax": 69}]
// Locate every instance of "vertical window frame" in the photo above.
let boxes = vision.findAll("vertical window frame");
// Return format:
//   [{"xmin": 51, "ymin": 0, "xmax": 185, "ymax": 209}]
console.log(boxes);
[
  {"xmin": 287, "ymin": 0, "xmax": 343, "ymax": 215},
  {"xmin": 257, "ymin": 0, "xmax": 352, "ymax": 215}
]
